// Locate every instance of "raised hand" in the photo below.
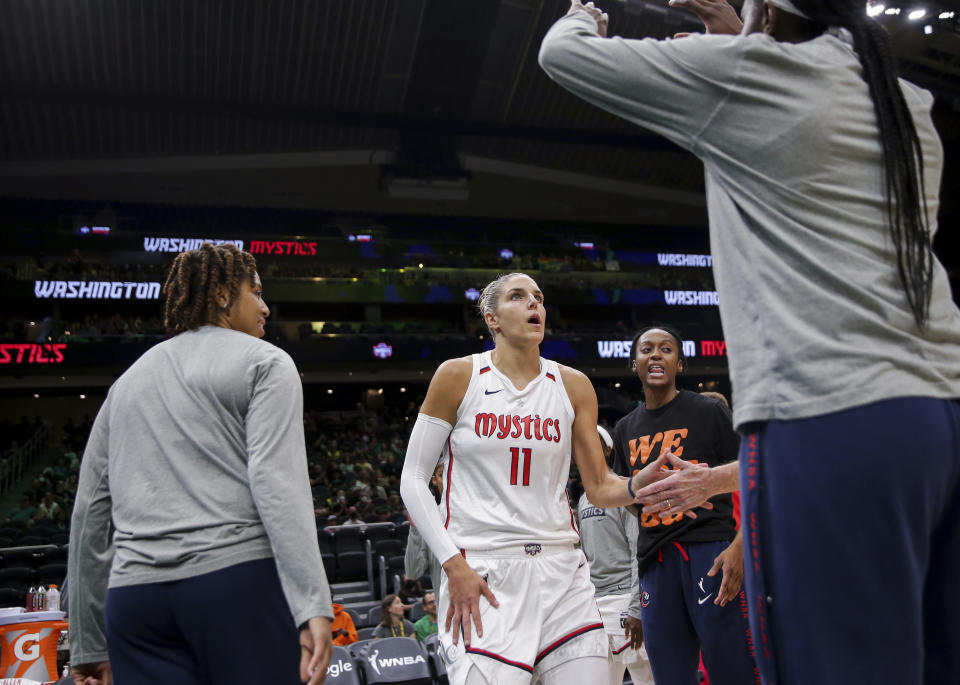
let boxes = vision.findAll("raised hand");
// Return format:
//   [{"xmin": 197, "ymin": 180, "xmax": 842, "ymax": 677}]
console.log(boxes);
[
  {"xmin": 568, "ymin": 0, "xmax": 610, "ymax": 37},
  {"xmin": 668, "ymin": 0, "xmax": 743, "ymax": 35}
]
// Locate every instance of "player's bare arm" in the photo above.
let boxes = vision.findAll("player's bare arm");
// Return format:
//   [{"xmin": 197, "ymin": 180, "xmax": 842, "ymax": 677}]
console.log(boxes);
[
  {"xmin": 412, "ymin": 355, "xmax": 499, "ymax": 647},
  {"xmin": 419, "ymin": 356, "xmax": 472, "ymax": 425},
  {"xmin": 560, "ymin": 365, "xmax": 672, "ymax": 508},
  {"xmin": 634, "ymin": 451, "xmax": 736, "ymax": 518}
]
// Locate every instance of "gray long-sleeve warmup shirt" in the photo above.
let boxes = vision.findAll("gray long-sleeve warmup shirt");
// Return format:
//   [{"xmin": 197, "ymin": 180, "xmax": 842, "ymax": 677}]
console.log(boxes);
[
  {"xmin": 68, "ymin": 326, "xmax": 332, "ymax": 664},
  {"xmin": 578, "ymin": 493, "xmax": 642, "ymax": 618},
  {"xmin": 541, "ymin": 13, "xmax": 960, "ymax": 428}
]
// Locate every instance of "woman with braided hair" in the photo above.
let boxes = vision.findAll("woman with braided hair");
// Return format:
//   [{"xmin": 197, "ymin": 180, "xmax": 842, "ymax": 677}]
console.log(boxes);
[
  {"xmin": 68, "ymin": 243, "xmax": 333, "ymax": 685},
  {"xmin": 540, "ymin": 1, "xmax": 960, "ymax": 683}
]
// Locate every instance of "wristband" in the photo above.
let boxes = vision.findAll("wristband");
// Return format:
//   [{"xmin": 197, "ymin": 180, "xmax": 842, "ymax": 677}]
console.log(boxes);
[{"xmin": 627, "ymin": 474, "xmax": 636, "ymax": 499}]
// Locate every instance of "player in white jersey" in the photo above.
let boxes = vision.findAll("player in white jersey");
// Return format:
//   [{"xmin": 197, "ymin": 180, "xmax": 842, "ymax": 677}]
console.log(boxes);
[{"xmin": 400, "ymin": 273, "xmax": 709, "ymax": 685}]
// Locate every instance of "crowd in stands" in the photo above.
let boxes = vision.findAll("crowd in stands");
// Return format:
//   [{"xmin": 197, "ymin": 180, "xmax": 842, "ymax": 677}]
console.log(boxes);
[
  {"xmin": 2, "ymin": 237, "xmax": 715, "ymax": 287},
  {"xmin": 0, "ymin": 417, "xmax": 86, "ymax": 546},
  {"xmin": 304, "ymin": 402, "xmax": 416, "ymax": 527},
  {"xmin": 0, "ymin": 417, "xmax": 51, "ymax": 498},
  {"xmin": 2, "ymin": 401, "xmax": 416, "ymax": 542}
]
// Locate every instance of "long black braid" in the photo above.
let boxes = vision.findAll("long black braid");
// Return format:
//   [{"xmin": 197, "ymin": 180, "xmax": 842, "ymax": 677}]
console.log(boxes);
[{"xmin": 793, "ymin": 0, "xmax": 933, "ymax": 328}]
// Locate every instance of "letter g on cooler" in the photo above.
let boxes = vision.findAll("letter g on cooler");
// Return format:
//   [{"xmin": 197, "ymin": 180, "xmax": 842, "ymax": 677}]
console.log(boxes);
[{"xmin": 14, "ymin": 632, "xmax": 40, "ymax": 661}]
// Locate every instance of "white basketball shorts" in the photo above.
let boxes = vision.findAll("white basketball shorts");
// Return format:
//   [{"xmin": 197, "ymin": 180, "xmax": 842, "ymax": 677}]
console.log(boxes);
[{"xmin": 437, "ymin": 545, "xmax": 607, "ymax": 685}]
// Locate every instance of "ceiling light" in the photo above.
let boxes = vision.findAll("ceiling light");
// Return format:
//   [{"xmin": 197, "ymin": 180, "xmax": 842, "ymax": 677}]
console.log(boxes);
[
  {"xmin": 924, "ymin": 23, "xmax": 933, "ymax": 33},
  {"xmin": 885, "ymin": 7, "xmax": 901, "ymax": 14},
  {"xmin": 907, "ymin": 9, "xmax": 926, "ymax": 20},
  {"xmin": 867, "ymin": 3, "xmax": 885, "ymax": 16},
  {"xmin": 939, "ymin": 11, "xmax": 955, "ymax": 19}
]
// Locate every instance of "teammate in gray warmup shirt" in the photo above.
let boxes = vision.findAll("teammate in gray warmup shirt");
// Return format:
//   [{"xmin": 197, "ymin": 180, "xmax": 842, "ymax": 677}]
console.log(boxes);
[
  {"xmin": 68, "ymin": 243, "xmax": 333, "ymax": 685},
  {"xmin": 577, "ymin": 426, "xmax": 653, "ymax": 685}
]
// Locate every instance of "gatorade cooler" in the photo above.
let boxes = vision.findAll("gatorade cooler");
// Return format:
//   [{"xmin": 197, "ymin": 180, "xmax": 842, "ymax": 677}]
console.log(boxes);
[{"xmin": 0, "ymin": 610, "xmax": 68, "ymax": 682}]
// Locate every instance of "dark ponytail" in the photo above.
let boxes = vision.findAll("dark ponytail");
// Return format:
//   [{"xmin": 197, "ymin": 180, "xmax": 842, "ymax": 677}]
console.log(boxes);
[{"xmin": 794, "ymin": 0, "xmax": 932, "ymax": 327}]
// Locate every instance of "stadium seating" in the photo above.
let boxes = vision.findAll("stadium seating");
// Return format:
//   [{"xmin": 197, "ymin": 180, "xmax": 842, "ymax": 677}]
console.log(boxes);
[
  {"xmin": 356, "ymin": 637, "xmax": 433, "ymax": 685},
  {"xmin": 325, "ymin": 646, "xmax": 363, "ymax": 685},
  {"xmin": 0, "ymin": 566, "xmax": 35, "ymax": 592}
]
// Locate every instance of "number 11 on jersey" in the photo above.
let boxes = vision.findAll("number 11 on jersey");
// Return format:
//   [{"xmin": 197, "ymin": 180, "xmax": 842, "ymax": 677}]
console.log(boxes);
[{"xmin": 509, "ymin": 447, "xmax": 532, "ymax": 486}]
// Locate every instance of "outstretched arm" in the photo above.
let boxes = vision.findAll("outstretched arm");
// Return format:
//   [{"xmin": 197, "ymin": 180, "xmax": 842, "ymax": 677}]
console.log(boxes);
[
  {"xmin": 633, "ymin": 452, "xmax": 738, "ymax": 518},
  {"xmin": 562, "ymin": 367, "xmax": 710, "ymax": 516},
  {"xmin": 539, "ymin": 0, "xmax": 739, "ymax": 151}
]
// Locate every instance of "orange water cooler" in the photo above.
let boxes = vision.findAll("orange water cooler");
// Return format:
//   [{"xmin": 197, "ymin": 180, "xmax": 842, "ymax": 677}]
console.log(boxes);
[{"xmin": 0, "ymin": 610, "xmax": 68, "ymax": 682}]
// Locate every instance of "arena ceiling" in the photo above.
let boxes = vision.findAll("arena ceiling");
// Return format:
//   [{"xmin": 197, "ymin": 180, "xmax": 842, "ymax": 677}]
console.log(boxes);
[{"xmin": 0, "ymin": 0, "xmax": 958, "ymax": 237}]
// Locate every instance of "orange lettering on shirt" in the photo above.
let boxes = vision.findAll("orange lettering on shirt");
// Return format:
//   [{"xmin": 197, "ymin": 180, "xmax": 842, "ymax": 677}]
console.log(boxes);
[
  {"xmin": 659, "ymin": 428, "xmax": 688, "ymax": 458},
  {"xmin": 629, "ymin": 433, "xmax": 663, "ymax": 467}
]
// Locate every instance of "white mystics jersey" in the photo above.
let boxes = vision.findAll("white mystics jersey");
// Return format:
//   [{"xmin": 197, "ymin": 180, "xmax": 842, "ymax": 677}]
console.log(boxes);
[{"xmin": 439, "ymin": 351, "xmax": 579, "ymax": 551}]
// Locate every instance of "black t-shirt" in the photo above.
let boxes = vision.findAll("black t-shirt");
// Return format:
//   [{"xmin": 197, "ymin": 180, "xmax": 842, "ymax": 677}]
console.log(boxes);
[{"xmin": 611, "ymin": 389, "xmax": 739, "ymax": 575}]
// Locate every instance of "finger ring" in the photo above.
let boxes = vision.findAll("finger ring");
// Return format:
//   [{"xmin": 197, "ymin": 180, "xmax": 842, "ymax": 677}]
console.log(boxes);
[{"xmin": 665, "ymin": 499, "xmax": 671, "ymax": 509}]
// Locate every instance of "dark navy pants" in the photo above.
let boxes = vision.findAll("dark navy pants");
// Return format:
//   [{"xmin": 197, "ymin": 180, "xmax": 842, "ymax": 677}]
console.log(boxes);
[
  {"xmin": 740, "ymin": 397, "xmax": 960, "ymax": 685},
  {"xmin": 639, "ymin": 539, "xmax": 760, "ymax": 685},
  {"xmin": 105, "ymin": 558, "xmax": 300, "ymax": 685}
]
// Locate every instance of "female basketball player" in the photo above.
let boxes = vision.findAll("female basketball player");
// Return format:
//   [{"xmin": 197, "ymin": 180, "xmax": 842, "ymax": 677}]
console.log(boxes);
[
  {"xmin": 69, "ymin": 244, "xmax": 332, "ymax": 685},
  {"xmin": 400, "ymin": 273, "xmax": 705, "ymax": 685},
  {"xmin": 610, "ymin": 326, "xmax": 756, "ymax": 685},
  {"xmin": 540, "ymin": 2, "xmax": 960, "ymax": 683}
]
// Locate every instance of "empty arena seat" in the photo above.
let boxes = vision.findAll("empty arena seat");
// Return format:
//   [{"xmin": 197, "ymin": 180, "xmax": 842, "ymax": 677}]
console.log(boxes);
[
  {"xmin": 44, "ymin": 546, "xmax": 68, "ymax": 565},
  {"xmin": 426, "ymin": 648, "xmax": 448, "ymax": 684},
  {"xmin": 347, "ymin": 639, "xmax": 377, "ymax": 658},
  {"xmin": 364, "ymin": 523, "xmax": 395, "ymax": 546},
  {"xmin": 325, "ymin": 646, "xmax": 362, "ymax": 685},
  {"xmin": 0, "ymin": 587, "xmax": 23, "ymax": 606},
  {"xmin": 0, "ymin": 547, "xmax": 47, "ymax": 569},
  {"xmin": 0, "ymin": 566, "xmax": 35, "ymax": 591},
  {"xmin": 357, "ymin": 637, "xmax": 432, "ymax": 685},
  {"xmin": 408, "ymin": 602, "xmax": 425, "ymax": 622},
  {"xmin": 421, "ymin": 634, "xmax": 439, "ymax": 654},
  {"xmin": 336, "ymin": 551, "xmax": 368, "ymax": 582},
  {"xmin": 36, "ymin": 563, "xmax": 67, "ymax": 586},
  {"xmin": 373, "ymin": 539, "xmax": 403, "ymax": 560},
  {"xmin": 332, "ymin": 527, "xmax": 365, "ymax": 554},
  {"xmin": 357, "ymin": 626, "xmax": 377, "ymax": 641}
]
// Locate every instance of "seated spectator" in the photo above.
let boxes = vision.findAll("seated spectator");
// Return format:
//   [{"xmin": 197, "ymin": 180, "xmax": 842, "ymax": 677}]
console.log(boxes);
[
  {"xmin": 331, "ymin": 603, "xmax": 359, "ymax": 646},
  {"xmin": 52, "ymin": 508, "xmax": 70, "ymax": 532},
  {"xmin": 371, "ymin": 594, "xmax": 415, "ymax": 639},
  {"xmin": 6, "ymin": 496, "xmax": 36, "ymax": 523},
  {"xmin": 414, "ymin": 592, "xmax": 438, "ymax": 643},
  {"xmin": 50, "ymin": 456, "xmax": 69, "ymax": 480},
  {"xmin": 340, "ymin": 506, "xmax": 365, "ymax": 527},
  {"xmin": 32, "ymin": 491, "xmax": 61, "ymax": 523}
]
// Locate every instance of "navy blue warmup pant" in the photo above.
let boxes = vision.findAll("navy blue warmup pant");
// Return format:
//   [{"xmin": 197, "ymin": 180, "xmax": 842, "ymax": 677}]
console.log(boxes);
[
  {"xmin": 105, "ymin": 558, "xmax": 300, "ymax": 685},
  {"xmin": 639, "ymin": 539, "xmax": 760, "ymax": 685},
  {"xmin": 740, "ymin": 397, "xmax": 960, "ymax": 685}
]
